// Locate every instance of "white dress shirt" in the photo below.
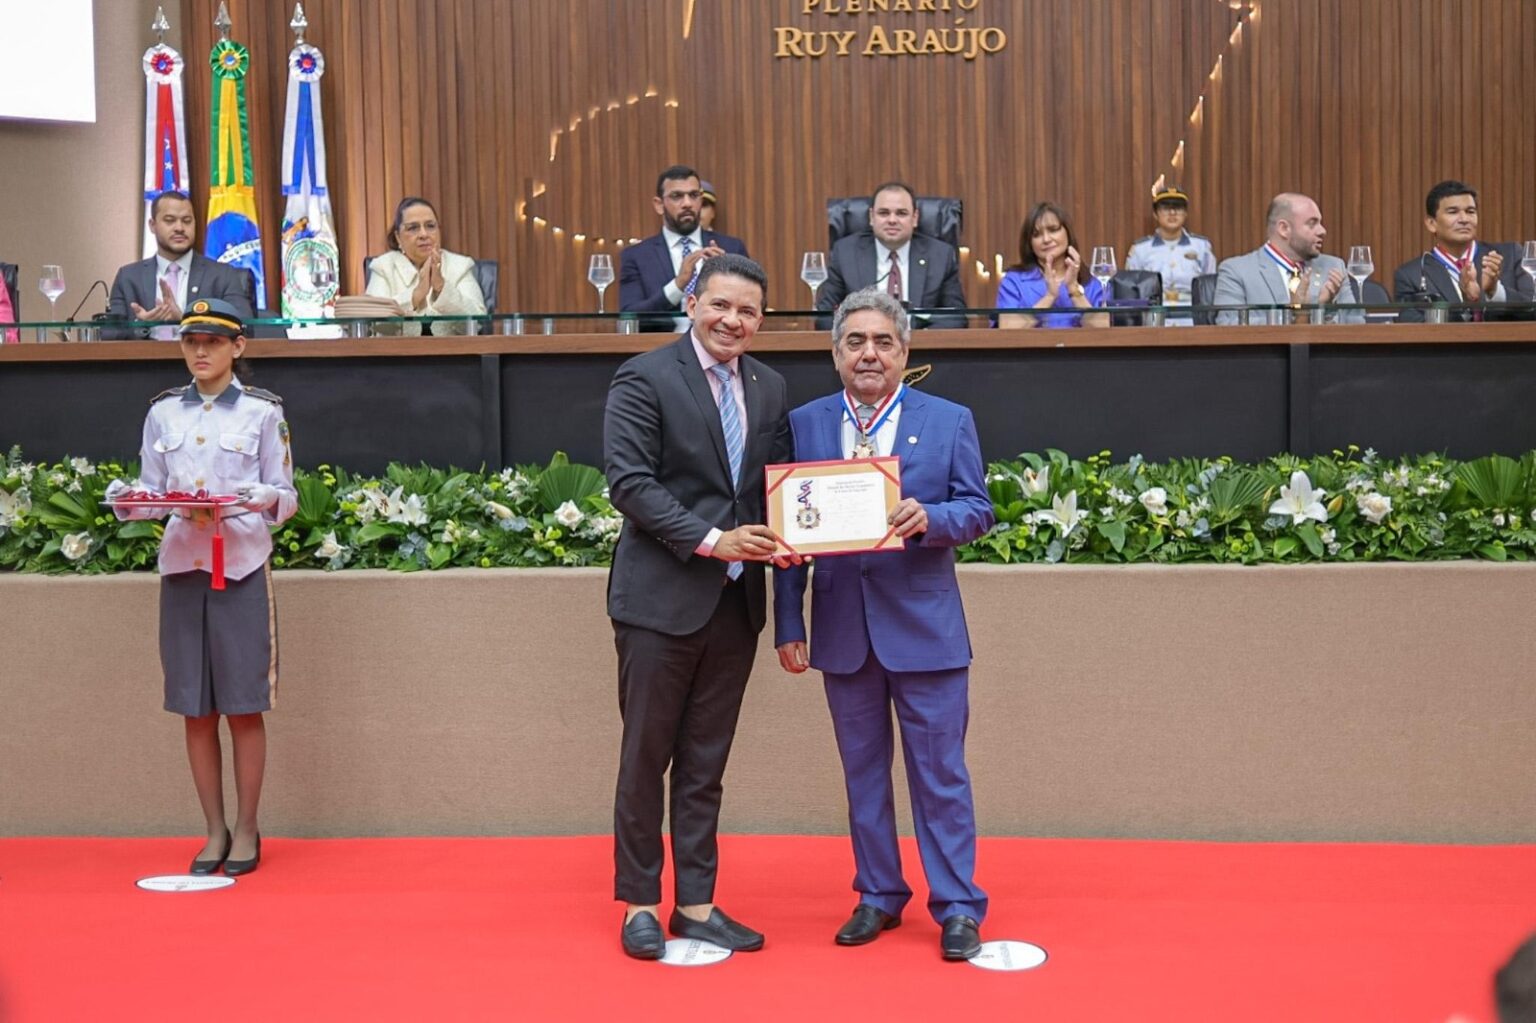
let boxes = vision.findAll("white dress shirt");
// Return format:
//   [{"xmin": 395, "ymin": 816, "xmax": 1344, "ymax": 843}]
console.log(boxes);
[
  {"xmin": 841, "ymin": 397, "xmax": 903, "ymax": 458},
  {"xmin": 662, "ymin": 227, "xmax": 705, "ymax": 331},
  {"xmin": 691, "ymin": 330, "xmax": 747, "ymax": 558},
  {"xmin": 875, "ymin": 241, "xmax": 913, "ymax": 302}
]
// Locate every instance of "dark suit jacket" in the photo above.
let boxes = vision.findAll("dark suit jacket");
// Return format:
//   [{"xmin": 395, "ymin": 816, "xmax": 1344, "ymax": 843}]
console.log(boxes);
[
  {"xmin": 772, "ymin": 389, "xmax": 993, "ymax": 674},
  {"xmin": 617, "ymin": 230, "xmax": 750, "ymax": 332},
  {"xmin": 105, "ymin": 253, "xmax": 256, "ymax": 339},
  {"xmin": 815, "ymin": 232, "xmax": 968, "ymax": 328},
  {"xmin": 604, "ymin": 333, "xmax": 791, "ymax": 635},
  {"xmin": 1392, "ymin": 241, "xmax": 1529, "ymax": 323}
]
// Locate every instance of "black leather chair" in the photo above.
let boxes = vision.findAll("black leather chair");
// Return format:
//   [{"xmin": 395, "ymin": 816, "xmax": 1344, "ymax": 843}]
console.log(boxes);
[
  {"xmin": 1, "ymin": 262, "xmax": 19, "ymax": 322},
  {"xmin": 1191, "ymin": 272, "xmax": 1220, "ymax": 325},
  {"xmin": 1108, "ymin": 270, "xmax": 1163, "ymax": 327},
  {"xmin": 362, "ymin": 256, "xmax": 498, "ymax": 314},
  {"xmin": 826, "ymin": 196, "xmax": 963, "ymax": 249}
]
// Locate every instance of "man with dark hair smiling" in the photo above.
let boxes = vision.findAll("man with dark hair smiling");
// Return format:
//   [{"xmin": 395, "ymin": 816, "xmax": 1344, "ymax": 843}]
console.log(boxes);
[
  {"xmin": 1393, "ymin": 179, "xmax": 1527, "ymax": 322},
  {"xmin": 618, "ymin": 165, "xmax": 749, "ymax": 332},
  {"xmin": 816, "ymin": 180, "xmax": 967, "ymax": 328}
]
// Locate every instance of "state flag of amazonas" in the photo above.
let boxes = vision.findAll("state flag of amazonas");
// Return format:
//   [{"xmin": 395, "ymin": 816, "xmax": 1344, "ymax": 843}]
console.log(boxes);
[{"xmin": 205, "ymin": 36, "xmax": 267, "ymax": 308}]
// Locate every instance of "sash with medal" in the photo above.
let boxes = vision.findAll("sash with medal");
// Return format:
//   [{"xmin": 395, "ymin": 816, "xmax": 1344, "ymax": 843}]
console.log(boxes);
[
  {"xmin": 1262, "ymin": 243, "xmax": 1303, "ymax": 301},
  {"xmin": 842, "ymin": 382, "xmax": 905, "ymax": 459}
]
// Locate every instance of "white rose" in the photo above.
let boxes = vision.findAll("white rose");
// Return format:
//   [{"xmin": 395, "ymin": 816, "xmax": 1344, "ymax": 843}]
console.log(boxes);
[
  {"xmin": 1138, "ymin": 487, "xmax": 1169, "ymax": 517},
  {"xmin": 554, "ymin": 500, "xmax": 584, "ymax": 529},
  {"xmin": 61, "ymin": 531, "xmax": 92, "ymax": 561},
  {"xmin": 1355, "ymin": 492, "xmax": 1391, "ymax": 524},
  {"xmin": 315, "ymin": 531, "xmax": 345, "ymax": 559}
]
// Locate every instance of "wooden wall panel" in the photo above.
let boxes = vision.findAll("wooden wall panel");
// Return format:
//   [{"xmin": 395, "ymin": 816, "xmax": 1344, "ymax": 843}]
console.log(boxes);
[{"xmin": 179, "ymin": 0, "xmax": 1535, "ymax": 313}]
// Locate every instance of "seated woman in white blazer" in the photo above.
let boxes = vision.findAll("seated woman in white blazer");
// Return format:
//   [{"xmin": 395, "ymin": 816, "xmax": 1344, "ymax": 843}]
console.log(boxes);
[{"xmin": 365, "ymin": 196, "xmax": 487, "ymax": 336}]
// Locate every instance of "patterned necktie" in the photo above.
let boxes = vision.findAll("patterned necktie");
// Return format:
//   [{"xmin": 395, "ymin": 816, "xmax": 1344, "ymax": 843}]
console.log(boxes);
[
  {"xmin": 856, "ymin": 403, "xmax": 879, "ymax": 456},
  {"xmin": 886, "ymin": 250, "xmax": 902, "ymax": 299},
  {"xmin": 710, "ymin": 363, "xmax": 744, "ymax": 579},
  {"xmin": 680, "ymin": 237, "xmax": 700, "ymax": 297},
  {"xmin": 153, "ymin": 262, "xmax": 182, "ymax": 340}
]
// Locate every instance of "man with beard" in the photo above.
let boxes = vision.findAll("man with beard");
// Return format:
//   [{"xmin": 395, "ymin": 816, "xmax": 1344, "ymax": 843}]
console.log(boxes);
[
  {"xmin": 106, "ymin": 190, "xmax": 256, "ymax": 340},
  {"xmin": 1212, "ymin": 192, "xmax": 1363, "ymax": 326},
  {"xmin": 619, "ymin": 165, "xmax": 750, "ymax": 332}
]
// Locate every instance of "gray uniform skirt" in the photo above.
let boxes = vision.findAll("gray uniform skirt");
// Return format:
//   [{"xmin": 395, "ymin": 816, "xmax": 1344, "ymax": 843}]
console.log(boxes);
[{"xmin": 159, "ymin": 565, "xmax": 278, "ymax": 717}]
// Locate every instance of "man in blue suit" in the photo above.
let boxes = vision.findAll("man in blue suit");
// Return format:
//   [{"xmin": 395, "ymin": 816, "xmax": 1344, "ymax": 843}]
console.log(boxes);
[
  {"xmin": 619, "ymin": 165, "xmax": 749, "ymax": 332},
  {"xmin": 773, "ymin": 287, "xmax": 994, "ymax": 960}
]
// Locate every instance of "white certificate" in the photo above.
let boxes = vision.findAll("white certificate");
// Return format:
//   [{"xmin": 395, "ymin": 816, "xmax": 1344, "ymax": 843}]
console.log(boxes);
[{"xmin": 764, "ymin": 456, "xmax": 904, "ymax": 556}]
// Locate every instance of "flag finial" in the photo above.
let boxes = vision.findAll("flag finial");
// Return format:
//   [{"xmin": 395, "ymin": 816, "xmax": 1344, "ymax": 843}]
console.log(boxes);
[
  {"xmin": 214, "ymin": 1, "xmax": 232, "ymax": 41},
  {"xmin": 151, "ymin": 6, "xmax": 170, "ymax": 42},
  {"xmin": 290, "ymin": 3, "xmax": 308, "ymax": 43}
]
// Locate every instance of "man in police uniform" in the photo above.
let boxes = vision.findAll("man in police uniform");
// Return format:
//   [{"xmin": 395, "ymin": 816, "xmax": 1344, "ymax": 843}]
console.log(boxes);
[{"xmin": 1126, "ymin": 186, "xmax": 1216, "ymax": 325}]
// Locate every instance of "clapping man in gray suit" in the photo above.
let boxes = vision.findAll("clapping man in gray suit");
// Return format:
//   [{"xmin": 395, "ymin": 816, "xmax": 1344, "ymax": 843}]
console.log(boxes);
[
  {"xmin": 105, "ymin": 191, "xmax": 255, "ymax": 340},
  {"xmin": 604, "ymin": 253, "xmax": 793, "ymax": 959},
  {"xmin": 1213, "ymin": 193, "xmax": 1362, "ymax": 326}
]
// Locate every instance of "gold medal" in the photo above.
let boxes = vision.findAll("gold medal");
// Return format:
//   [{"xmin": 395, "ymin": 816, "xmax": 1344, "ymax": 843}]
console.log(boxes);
[{"xmin": 852, "ymin": 435, "xmax": 877, "ymax": 459}]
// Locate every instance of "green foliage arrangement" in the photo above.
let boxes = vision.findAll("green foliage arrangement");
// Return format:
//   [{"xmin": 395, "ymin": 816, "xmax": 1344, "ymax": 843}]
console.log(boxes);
[{"xmin": 5, "ymin": 445, "xmax": 1536, "ymax": 574}]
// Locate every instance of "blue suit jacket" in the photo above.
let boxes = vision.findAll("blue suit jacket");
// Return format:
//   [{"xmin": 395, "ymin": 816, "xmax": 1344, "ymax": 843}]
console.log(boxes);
[
  {"xmin": 772, "ymin": 389, "xmax": 994, "ymax": 674},
  {"xmin": 618, "ymin": 230, "xmax": 749, "ymax": 331}
]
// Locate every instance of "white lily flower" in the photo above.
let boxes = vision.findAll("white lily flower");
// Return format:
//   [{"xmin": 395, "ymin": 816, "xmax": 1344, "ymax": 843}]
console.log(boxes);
[
  {"xmin": 315, "ymin": 531, "xmax": 346, "ymax": 559},
  {"xmin": 554, "ymin": 500, "xmax": 585, "ymax": 528},
  {"xmin": 384, "ymin": 486, "xmax": 429, "ymax": 527},
  {"xmin": 69, "ymin": 457, "xmax": 96, "ymax": 476},
  {"xmin": 0, "ymin": 486, "xmax": 32, "ymax": 526},
  {"xmin": 1138, "ymin": 487, "xmax": 1169, "ymax": 517},
  {"xmin": 1356, "ymin": 492, "xmax": 1392, "ymax": 525},
  {"xmin": 1021, "ymin": 466, "xmax": 1050, "ymax": 495},
  {"xmin": 485, "ymin": 500, "xmax": 514, "ymax": 520},
  {"xmin": 1269, "ymin": 471, "xmax": 1328, "ymax": 525},
  {"xmin": 1032, "ymin": 490, "xmax": 1086, "ymax": 536},
  {"xmin": 61, "ymin": 531, "xmax": 92, "ymax": 561}
]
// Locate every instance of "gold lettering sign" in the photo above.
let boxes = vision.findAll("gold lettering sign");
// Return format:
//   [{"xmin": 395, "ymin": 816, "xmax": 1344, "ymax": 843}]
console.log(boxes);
[{"xmin": 777, "ymin": 0, "xmax": 1004, "ymax": 59}]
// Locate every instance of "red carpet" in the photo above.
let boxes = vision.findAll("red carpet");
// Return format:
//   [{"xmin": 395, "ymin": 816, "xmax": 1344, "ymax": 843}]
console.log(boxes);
[{"xmin": 1, "ymin": 836, "xmax": 1531, "ymax": 1022}]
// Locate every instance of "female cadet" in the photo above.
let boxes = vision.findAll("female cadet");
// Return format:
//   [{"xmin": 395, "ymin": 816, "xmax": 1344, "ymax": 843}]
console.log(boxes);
[{"xmin": 108, "ymin": 298, "xmax": 297, "ymax": 876}]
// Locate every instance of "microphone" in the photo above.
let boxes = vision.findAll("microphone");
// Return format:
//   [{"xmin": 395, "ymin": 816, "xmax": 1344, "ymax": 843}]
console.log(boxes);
[
  {"xmin": 1419, "ymin": 252, "xmax": 1432, "ymax": 303},
  {"xmin": 65, "ymin": 280, "xmax": 109, "ymax": 322}
]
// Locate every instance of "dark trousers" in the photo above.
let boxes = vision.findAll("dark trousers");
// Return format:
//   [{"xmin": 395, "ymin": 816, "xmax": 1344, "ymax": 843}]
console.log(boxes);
[{"xmin": 612, "ymin": 580, "xmax": 756, "ymax": 906}]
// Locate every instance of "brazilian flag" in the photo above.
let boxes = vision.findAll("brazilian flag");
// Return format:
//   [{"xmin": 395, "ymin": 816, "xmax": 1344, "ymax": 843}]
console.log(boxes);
[{"xmin": 206, "ymin": 38, "xmax": 266, "ymax": 308}]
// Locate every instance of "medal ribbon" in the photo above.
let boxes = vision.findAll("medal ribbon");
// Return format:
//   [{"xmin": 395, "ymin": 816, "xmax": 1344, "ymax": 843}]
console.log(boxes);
[
  {"xmin": 842, "ymin": 382, "xmax": 905, "ymax": 448},
  {"xmin": 1432, "ymin": 243, "xmax": 1475, "ymax": 277}
]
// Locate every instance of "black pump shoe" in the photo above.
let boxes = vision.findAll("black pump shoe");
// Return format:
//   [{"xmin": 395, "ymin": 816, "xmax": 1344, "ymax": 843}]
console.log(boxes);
[
  {"xmin": 189, "ymin": 828, "xmax": 231, "ymax": 875},
  {"xmin": 223, "ymin": 834, "xmax": 261, "ymax": 877}
]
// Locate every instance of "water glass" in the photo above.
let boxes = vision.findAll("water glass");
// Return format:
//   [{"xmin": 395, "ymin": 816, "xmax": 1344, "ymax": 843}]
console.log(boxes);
[
  {"xmin": 39, "ymin": 265, "xmax": 66, "ymax": 320},
  {"xmin": 1088, "ymin": 246, "xmax": 1116, "ymax": 307},
  {"xmin": 1346, "ymin": 245, "xmax": 1374, "ymax": 304},
  {"xmin": 800, "ymin": 251, "xmax": 828, "ymax": 306},
  {"xmin": 588, "ymin": 254, "xmax": 615, "ymax": 314}
]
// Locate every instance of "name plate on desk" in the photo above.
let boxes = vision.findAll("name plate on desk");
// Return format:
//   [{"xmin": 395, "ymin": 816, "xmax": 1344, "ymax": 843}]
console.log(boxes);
[{"xmin": 765, "ymin": 456, "xmax": 903, "ymax": 556}]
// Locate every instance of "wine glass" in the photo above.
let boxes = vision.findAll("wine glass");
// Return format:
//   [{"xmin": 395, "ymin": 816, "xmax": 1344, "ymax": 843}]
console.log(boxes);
[
  {"xmin": 801, "ymin": 251, "xmax": 828, "ymax": 307},
  {"xmin": 1346, "ymin": 245, "xmax": 1374, "ymax": 305},
  {"xmin": 39, "ymin": 265, "xmax": 65, "ymax": 321},
  {"xmin": 1088, "ymin": 246, "xmax": 1117, "ymax": 308},
  {"xmin": 1521, "ymin": 241, "xmax": 1536, "ymax": 295},
  {"xmin": 587, "ymin": 254, "xmax": 615, "ymax": 314}
]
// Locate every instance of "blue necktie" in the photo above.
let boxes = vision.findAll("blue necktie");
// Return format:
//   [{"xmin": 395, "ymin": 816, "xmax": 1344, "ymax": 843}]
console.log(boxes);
[
  {"xmin": 711, "ymin": 363, "xmax": 744, "ymax": 580},
  {"xmin": 680, "ymin": 237, "xmax": 700, "ymax": 296}
]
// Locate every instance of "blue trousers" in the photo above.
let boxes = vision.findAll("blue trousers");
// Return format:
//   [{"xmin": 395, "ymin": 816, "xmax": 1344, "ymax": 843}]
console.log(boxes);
[{"xmin": 823, "ymin": 649, "xmax": 987, "ymax": 924}]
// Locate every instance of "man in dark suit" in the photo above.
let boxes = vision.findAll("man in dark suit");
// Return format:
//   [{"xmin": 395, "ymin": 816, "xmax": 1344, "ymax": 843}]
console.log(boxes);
[
  {"xmin": 1393, "ymin": 179, "xmax": 1527, "ymax": 322},
  {"xmin": 604, "ymin": 253, "xmax": 792, "ymax": 959},
  {"xmin": 618, "ymin": 165, "xmax": 749, "ymax": 332},
  {"xmin": 816, "ymin": 181, "xmax": 968, "ymax": 329},
  {"xmin": 105, "ymin": 190, "xmax": 255, "ymax": 340},
  {"xmin": 774, "ymin": 287, "xmax": 994, "ymax": 960}
]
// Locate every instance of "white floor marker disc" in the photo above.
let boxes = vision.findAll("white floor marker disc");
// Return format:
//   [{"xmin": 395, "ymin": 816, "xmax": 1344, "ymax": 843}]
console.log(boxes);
[
  {"xmin": 135, "ymin": 874, "xmax": 236, "ymax": 892},
  {"xmin": 967, "ymin": 939, "xmax": 1048, "ymax": 972},
  {"xmin": 659, "ymin": 938, "xmax": 733, "ymax": 966}
]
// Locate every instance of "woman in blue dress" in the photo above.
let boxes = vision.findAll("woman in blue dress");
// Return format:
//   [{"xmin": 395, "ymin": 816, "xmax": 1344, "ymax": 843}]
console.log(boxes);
[{"xmin": 996, "ymin": 202, "xmax": 1109, "ymax": 329}]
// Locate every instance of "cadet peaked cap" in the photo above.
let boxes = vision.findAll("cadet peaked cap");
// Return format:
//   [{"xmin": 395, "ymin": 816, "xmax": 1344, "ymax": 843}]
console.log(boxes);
[
  {"xmin": 1152, "ymin": 186, "xmax": 1190, "ymax": 207},
  {"xmin": 699, "ymin": 180, "xmax": 718, "ymax": 205},
  {"xmin": 178, "ymin": 298, "xmax": 245, "ymax": 338}
]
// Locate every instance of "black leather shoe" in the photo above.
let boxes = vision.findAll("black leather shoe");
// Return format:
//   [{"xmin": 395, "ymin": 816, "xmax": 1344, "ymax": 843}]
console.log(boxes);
[
  {"xmin": 668, "ymin": 907, "xmax": 765, "ymax": 951},
  {"xmin": 223, "ymin": 834, "xmax": 261, "ymax": 877},
  {"xmin": 835, "ymin": 904, "xmax": 900, "ymax": 946},
  {"xmin": 940, "ymin": 915, "xmax": 982, "ymax": 960},
  {"xmin": 188, "ymin": 828, "xmax": 231, "ymax": 875},
  {"xmin": 621, "ymin": 910, "xmax": 665, "ymax": 960}
]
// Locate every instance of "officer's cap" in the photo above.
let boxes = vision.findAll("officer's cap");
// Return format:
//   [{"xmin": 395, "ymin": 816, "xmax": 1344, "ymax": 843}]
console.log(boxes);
[
  {"xmin": 1152, "ymin": 186, "xmax": 1190, "ymax": 208},
  {"xmin": 178, "ymin": 298, "xmax": 245, "ymax": 339},
  {"xmin": 699, "ymin": 180, "xmax": 717, "ymax": 206}
]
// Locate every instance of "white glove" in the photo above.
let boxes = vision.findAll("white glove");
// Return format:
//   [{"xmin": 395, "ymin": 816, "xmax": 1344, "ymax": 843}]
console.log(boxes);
[
  {"xmin": 236, "ymin": 483, "xmax": 280, "ymax": 511},
  {"xmin": 105, "ymin": 478, "xmax": 132, "ymax": 502}
]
